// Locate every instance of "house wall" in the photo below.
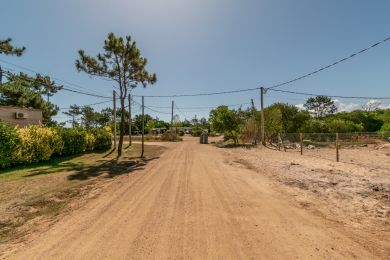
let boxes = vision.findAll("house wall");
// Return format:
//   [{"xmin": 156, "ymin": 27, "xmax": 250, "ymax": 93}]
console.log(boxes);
[{"xmin": 0, "ymin": 106, "xmax": 43, "ymax": 127}]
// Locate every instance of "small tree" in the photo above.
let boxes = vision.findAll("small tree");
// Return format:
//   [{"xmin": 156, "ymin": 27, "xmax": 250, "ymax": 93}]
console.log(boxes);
[
  {"xmin": 304, "ymin": 96, "xmax": 337, "ymax": 119},
  {"xmin": 209, "ymin": 106, "xmax": 241, "ymax": 144},
  {"xmin": 63, "ymin": 105, "xmax": 82, "ymax": 127},
  {"xmin": 76, "ymin": 33, "xmax": 156, "ymax": 157}
]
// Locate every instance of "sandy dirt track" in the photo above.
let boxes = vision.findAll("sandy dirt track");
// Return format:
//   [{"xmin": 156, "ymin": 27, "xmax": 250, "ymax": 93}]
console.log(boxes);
[{"xmin": 6, "ymin": 138, "xmax": 381, "ymax": 259}]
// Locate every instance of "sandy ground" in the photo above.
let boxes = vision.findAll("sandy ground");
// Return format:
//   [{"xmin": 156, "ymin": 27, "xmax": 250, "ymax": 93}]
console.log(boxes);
[{"xmin": 1, "ymin": 137, "xmax": 388, "ymax": 259}]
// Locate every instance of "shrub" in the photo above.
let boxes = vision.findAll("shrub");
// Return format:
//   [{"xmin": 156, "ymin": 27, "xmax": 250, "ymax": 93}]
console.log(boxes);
[
  {"xmin": 191, "ymin": 126, "xmax": 203, "ymax": 137},
  {"xmin": 326, "ymin": 119, "xmax": 364, "ymax": 133},
  {"xmin": 0, "ymin": 120, "xmax": 21, "ymax": 168},
  {"xmin": 60, "ymin": 128, "xmax": 88, "ymax": 155},
  {"xmin": 18, "ymin": 125, "xmax": 59, "ymax": 163},
  {"xmin": 380, "ymin": 123, "xmax": 390, "ymax": 132},
  {"xmin": 161, "ymin": 132, "xmax": 182, "ymax": 142},
  {"xmin": 85, "ymin": 133, "xmax": 96, "ymax": 151},
  {"xmin": 50, "ymin": 127, "xmax": 64, "ymax": 155},
  {"xmin": 178, "ymin": 130, "xmax": 185, "ymax": 136},
  {"xmin": 91, "ymin": 128, "xmax": 112, "ymax": 151}
]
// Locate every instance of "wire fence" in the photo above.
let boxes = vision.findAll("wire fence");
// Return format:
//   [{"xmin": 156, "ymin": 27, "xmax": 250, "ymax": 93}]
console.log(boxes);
[{"xmin": 266, "ymin": 132, "xmax": 390, "ymax": 170}]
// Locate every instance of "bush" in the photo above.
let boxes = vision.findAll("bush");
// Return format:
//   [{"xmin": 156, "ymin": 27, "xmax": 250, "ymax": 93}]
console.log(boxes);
[
  {"xmin": 0, "ymin": 120, "xmax": 21, "ymax": 168},
  {"xmin": 60, "ymin": 128, "xmax": 88, "ymax": 155},
  {"xmin": 191, "ymin": 126, "xmax": 203, "ymax": 137},
  {"xmin": 18, "ymin": 125, "xmax": 59, "ymax": 163},
  {"xmin": 85, "ymin": 133, "xmax": 96, "ymax": 151},
  {"xmin": 178, "ymin": 130, "xmax": 185, "ymax": 136},
  {"xmin": 380, "ymin": 123, "xmax": 390, "ymax": 132},
  {"xmin": 161, "ymin": 132, "xmax": 182, "ymax": 142},
  {"xmin": 91, "ymin": 128, "xmax": 112, "ymax": 150},
  {"xmin": 326, "ymin": 119, "xmax": 364, "ymax": 133}
]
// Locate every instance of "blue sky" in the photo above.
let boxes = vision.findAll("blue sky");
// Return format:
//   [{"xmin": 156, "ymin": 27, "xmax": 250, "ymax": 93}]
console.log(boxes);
[{"xmin": 1, "ymin": 0, "xmax": 390, "ymax": 122}]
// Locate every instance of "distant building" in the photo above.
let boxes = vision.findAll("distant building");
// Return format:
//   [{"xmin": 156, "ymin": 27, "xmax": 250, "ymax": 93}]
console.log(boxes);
[{"xmin": 0, "ymin": 105, "xmax": 43, "ymax": 127}]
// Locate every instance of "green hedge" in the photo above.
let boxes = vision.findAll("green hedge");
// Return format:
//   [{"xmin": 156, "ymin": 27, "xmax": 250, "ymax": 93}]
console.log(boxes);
[
  {"xmin": 0, "ymin": 121, "xmax": 112, "ymax": 169},
  {"xmin": 0, "ymin": 121, "xmax": 21, "ymax": 168},
  {"xmin": 60, "ymin": 128, "xmax": 88, "ymax": 156}
]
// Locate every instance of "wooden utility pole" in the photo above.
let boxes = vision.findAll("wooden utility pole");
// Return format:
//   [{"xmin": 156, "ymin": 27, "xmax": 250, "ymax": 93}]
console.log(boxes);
[
  {"xmin": 251, "ymin": 98, "xmax": 257, "ymax": 145},
  {"xmin": 260, "ymin": 87, "xmax": 265, "ymax": 145},
  {"xmin": 171, "ymin": 100, "xmax": 174, "ymax": 133},
  {"xmin": 128, "ymin": 94, "xmax": 132, "ymax": 147},
  {"xmin": 336, "ymin": 133, "xmax": 339, "ymax": 162},
  {"xmin": 113, "ymin": 90, "xmax": 117, "ymax": 148},
  {"xmin": 300, "ymin": 133, "xmax": 303, "ymax": 155},
  {"xmin": 141, "ymin": 96, "xmax": 145, "ymax": 158}
]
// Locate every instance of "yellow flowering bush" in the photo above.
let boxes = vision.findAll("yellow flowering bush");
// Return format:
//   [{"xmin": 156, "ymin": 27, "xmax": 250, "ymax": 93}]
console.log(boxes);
[
  {"xmin": 85, "ymin": 133, "xmax": 96, "ymax": 151},
  {"xmin": 18, "ymin": 125, "xmax": 58, "ymax": 163}
]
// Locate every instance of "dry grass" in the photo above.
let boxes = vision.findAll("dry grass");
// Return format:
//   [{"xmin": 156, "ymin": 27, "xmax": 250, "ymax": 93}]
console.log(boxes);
[{"xmin": 0, "ymin": 144, "xmax": 165, "ymax": 243}]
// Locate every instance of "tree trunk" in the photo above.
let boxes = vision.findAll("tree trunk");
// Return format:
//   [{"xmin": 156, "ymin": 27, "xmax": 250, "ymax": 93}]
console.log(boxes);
[{"xmin": 117, "ymin": 97, "xmax": 126, "ymax": 157}]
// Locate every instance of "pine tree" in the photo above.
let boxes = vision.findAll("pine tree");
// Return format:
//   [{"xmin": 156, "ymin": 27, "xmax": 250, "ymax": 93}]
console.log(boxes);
[
  {"xmin": 0, "ymin": 38, "xmax": 26, "ymax": 83},
  {"xmin": 75, "ymin": 33, "xmax": 157, "ymax": 157}
]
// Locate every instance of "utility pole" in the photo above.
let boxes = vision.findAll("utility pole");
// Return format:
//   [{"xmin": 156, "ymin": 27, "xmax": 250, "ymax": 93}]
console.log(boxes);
[
  {"xmin": 113, "ymin": 90, "xmax": 117, "ymax": 148},
  {"xmin": 128, "ymin": 94, "xmax": 132, "ymax": 147},
  {"xmin": 171, "ymin": 100, "xmax": 174, "ymax": 133},
  {"xmin": 141, "ymin": 96, "xmax": 145, "ymax": 158},
  {"xmin": 260, "ymin": 87, "xmax": 265, "ymax": 146},
  {"xmin": 251, "ymin": 98, "xmax": 257, "ymax": 145}
]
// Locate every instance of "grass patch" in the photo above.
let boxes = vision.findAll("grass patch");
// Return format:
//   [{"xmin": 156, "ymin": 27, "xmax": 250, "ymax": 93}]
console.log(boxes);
[{"xmin": 0, "ymin": 143, "xmax": 165, "ymax": 244}]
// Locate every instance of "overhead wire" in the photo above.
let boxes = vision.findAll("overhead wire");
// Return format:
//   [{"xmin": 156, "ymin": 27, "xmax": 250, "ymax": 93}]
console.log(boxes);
[
  {"xmin": 267, "ymin": 35, "xmax": 390, "ymax": 90},
  {"xmin": 267, "ymin": 88, "xmax": 390, "ymax": 100}
]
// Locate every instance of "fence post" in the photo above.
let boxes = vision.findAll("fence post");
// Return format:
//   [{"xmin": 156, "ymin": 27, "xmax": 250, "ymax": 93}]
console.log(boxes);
[
  {"xmin": 278, "ymin": 133, "xmax": 281, "ymax": 151},
  {"xmin": 336, "ymin": 133, "xmax": 339, "ymax": 162},
  {"xmin": 300, "ymin": 133, "xmax": 303, "ymax": 155}
]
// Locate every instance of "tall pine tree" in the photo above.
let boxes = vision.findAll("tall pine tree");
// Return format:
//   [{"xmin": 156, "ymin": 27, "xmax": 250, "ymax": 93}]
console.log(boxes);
[{"xmin": 76, "ymin": 33, "xmax": 156, "ymax": 157}]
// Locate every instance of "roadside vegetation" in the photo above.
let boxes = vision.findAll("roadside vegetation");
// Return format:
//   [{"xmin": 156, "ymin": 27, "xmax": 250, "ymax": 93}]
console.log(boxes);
[
  {"xmin": 0, "ymin": 143, "xmax": 165, "ymax": 243},
  {"xmin": 0, "ymin": 120, "xmax": 112, "ymax": 169},
  {"xmin": 208, "ymin": 96, "xmax": 390, "ymax": 144}
]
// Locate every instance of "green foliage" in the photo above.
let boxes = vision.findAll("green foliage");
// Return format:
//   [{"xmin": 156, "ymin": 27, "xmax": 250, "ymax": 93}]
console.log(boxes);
[
  {"xmin": 326, "ymin": 119, "xmax": 364, "ymax": 133},
  {"xmin": 263, "ymin": 103, "xmax": 310, "ymax": 137},
  {"xmin": 75, "ymin": 32, "xmax": 157, "ymax": 156},
  {"xmin": 298, "ymin": 119, "xmax": 329, "ymax": 133},
  {"xmin": 161, "ymin": 132, "xmax": 182, "ymax": 142},
  {"xmin": 209, "ymin": 106, "xmax": 241, "ymax": 144},
  {"xmin": 18, "ymin": 126, "xmax": 59, "ymax": 163},
  {"xmin": 191, "ymin": 125, "xmax": 203, "ymax": 137},
  {"xmin": 0, "ymin": 120, "xmax": 21, "ymax": 168},
  {"xmin": 304, "ymin": 96, "xmax": 337, "ymax": 118},
  {"xmin": 0, "ymin": 72, "xmax": 62, "ymax": 124},
  {"xmin": 60, "ymin": 128, "xmax": 88, "ymax": 156},
  {"xmin": 0, "ymin": 122, "xmax": 112, "ymax": 169},
  {"xmin": 91, "ymin": 128, "xmax": 112, "ymax": 150},
  {"xmin": 178, "ymin": 130, "xmax": 185, "ymax": 136},
  {"xmin": 0, "ymin": 38, "xmax": 25, "ymax": 56},
  {"xmin": 380, "ymin": 122, "xmax": 390, "ymax": 132}
]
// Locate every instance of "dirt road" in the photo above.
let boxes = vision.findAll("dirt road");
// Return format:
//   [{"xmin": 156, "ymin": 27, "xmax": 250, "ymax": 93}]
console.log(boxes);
[{"xmin": 7, "ymin": 138, "xmax": 380, "ymax": 259}]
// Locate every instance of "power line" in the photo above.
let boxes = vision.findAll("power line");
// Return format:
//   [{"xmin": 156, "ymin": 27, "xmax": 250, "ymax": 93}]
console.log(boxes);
[
  {"xmin": 132, "ymin": 99, "xmax": 171, "ymax": 115},
  {"xmin": 2, "ymin": 69, "xmax": 111, "ymax": 99},
  {"xmin": 268, "ymin": 88, "xmax": 390, "ymax": 100},
  {"xmin": 132, "ymin": 87, "xmax": 261, "ymax": 98},
  {"xmin": 267, "ymin": 35, "xmax": 390, "ymax": 90},
  {"xmin": 59, "ymin": 100, "xmax": 112, "ymax": 110},
  {"xmin": 147, "ymin": 102, "xmax": 251, "ymax": 110},
  {"xmin": 0, "ymin": 59, "xmax": 110, "ymax": 97},
  {"xmin": 174, "ymin": 103, "xmax": 187, "ymax": 119}
]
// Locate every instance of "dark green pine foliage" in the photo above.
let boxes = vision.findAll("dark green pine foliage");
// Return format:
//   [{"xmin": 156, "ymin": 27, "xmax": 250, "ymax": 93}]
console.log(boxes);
[{"xmin": 75, "ymin": 33, "xmax": 157, "ymax": 157}]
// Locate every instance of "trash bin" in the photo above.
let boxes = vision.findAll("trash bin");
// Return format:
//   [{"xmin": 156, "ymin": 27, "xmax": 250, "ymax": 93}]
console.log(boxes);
[{"xmin": 200, "ymin": 133, "xmax": 208, "ymax": 144}]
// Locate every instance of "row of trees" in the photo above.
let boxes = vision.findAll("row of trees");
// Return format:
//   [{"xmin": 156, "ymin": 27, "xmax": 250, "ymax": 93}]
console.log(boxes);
[
  {"xmin": 1, "ymin": 34, "xmax": 157, "ymax": 157},
  {"xmin": 209, "ymin": 97, "xmax": 390, "ymax": 144}
]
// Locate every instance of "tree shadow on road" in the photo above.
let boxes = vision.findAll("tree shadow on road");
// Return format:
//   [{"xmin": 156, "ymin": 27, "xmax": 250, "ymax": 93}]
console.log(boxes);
[{"xmin": 67, "ymin": 157, "xmax": 160, "ymax": 180}]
